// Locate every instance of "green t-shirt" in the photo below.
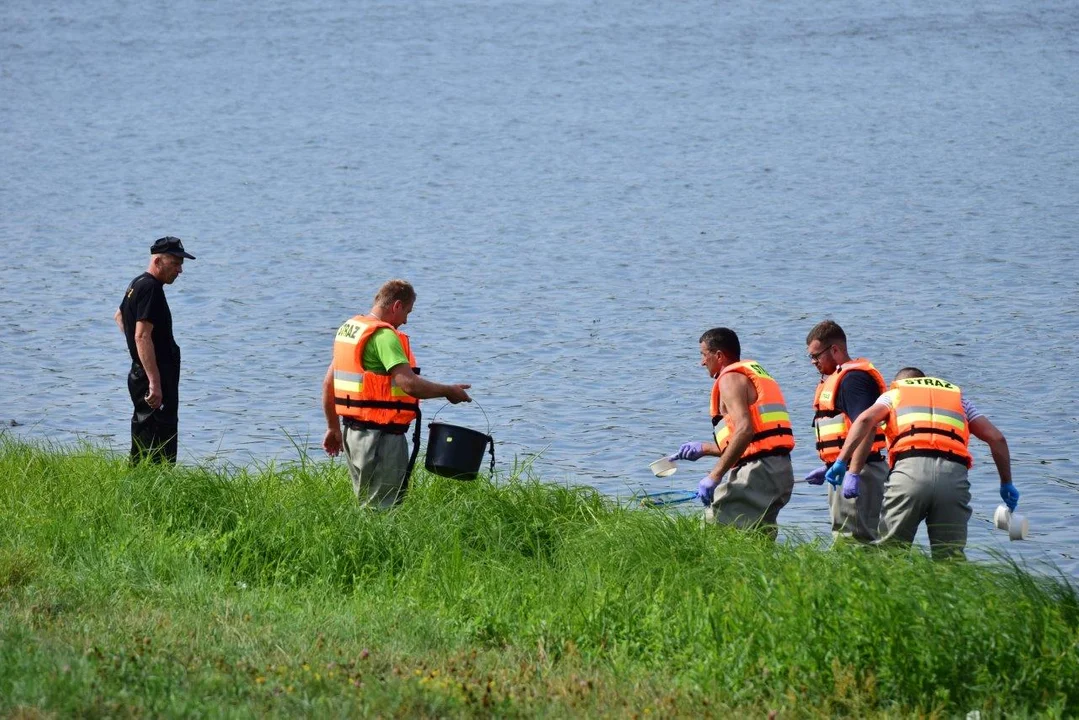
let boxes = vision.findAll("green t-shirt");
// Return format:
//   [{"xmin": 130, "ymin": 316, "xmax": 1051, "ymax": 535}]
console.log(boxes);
[{"xmin": 362, "ymin": 328, "xmax": 410, "ymax": 374}]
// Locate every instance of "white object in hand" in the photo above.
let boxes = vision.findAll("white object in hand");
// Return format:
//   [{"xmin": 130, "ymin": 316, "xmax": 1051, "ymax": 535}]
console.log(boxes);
[
  {"xmin": 994, "ymin": 504, "xmax": 1011, "ymax": 531},
  {"xmin": 1008, "ymin": 513, "xmax": 1029, "ymax": 541},
  {"xmin": 649, "ymin": 457, "xmax": 677, "ymax": 478}
]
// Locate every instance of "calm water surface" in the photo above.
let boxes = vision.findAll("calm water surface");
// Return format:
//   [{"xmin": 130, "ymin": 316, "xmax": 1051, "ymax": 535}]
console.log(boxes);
[{"xmin": 2, "ymin": 0, "xmax": 1077, "ymax": 575}]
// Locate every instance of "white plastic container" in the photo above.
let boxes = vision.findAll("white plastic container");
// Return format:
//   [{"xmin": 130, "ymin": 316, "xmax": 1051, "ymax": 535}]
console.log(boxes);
[
  {"xmin": 994, "ymin": 504, "xmax": 1011, "ymax": 531},
  {"xmin": 1008, "ymin": 514, "xmax": 1029, "ymax": 541},
  {"xmin": 649, "ymin": 456, "xmax": 677, "ymax": 478}
]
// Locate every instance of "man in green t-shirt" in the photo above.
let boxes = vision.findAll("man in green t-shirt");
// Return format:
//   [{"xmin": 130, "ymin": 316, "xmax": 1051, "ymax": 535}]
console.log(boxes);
[{"xmin": 321, "ymin": 280, "xmax": 472, "ymax": 508}]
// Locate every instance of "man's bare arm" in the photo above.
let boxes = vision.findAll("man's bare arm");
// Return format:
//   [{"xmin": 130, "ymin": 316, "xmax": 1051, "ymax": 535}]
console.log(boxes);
[
  {"xmin": 838, "ymin": 403, "xmax": 890, "ymax": 470},
  {"xmin": 390, "ymin": 364, "xmax": 471, "ymax": 403},
  {"xmin": 969, "ymin": 416, "xmax": 1012, "ymax": 484},
  {"xmin": 706, "ymin": 373, "xmax": 755, "ymax": 480}
]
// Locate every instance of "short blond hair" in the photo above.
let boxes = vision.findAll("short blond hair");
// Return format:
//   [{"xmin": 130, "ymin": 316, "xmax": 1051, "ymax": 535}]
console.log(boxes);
[{"xmin": 374, "ymin": 279, "xmax": 416, "ymax": 309}]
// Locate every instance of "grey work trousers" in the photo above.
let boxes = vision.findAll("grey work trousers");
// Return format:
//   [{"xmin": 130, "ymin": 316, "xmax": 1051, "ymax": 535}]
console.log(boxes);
[
  {"xmin": 706, "ymin": 453, "xmax": 795, "ymax": 538},
  {"xmin": 829, "ymin": 459, "xmax": 887, "ymax": 542},
  {"xmin": 878, "ymin": 455, "xmax": 972, "ymax": 559},
  {"xmin": 342, "ymin": 425, "xmax": 409, "ymax": 509}
]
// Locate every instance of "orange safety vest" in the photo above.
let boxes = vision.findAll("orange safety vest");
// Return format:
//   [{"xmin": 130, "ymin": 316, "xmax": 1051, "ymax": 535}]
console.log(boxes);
[
  {"xmin": 332, "ymin": 315, "xmax": 419, "ymax": 433},
  {"xmin": 812, "ymin": 358, "xmax": 887, "ymax": 463},
  {"xmin": 883, "ymin": 376, "xmax": 972, "ymax": 469},
  {"xmin": 710, "ymin": 360, "xmax": 796, "ymax": 465}
]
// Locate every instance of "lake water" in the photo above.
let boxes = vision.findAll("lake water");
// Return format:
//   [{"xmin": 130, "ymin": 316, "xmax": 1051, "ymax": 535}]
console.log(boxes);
[{"xmin": 2, "ymin": 0, "xmax": 1077, "ymax": 576}]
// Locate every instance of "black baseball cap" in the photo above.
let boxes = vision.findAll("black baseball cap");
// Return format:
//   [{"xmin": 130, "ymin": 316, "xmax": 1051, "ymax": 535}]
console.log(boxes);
[{"xmin": 150, "ymin": 236, "xmax": 196, "ymax": 260}]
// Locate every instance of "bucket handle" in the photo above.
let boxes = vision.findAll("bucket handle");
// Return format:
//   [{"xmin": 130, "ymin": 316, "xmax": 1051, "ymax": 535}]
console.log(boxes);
[
  {"xmin": 431, "ymin": 397, "xmax": 491, "ymax": 437},
  {"xmin": 430, "ymin": 398, "xmax": 495, "ymax": 478}
]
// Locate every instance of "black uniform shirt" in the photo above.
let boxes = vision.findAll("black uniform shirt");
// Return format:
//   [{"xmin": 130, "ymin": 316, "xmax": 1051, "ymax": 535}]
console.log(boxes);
[
  {"xmin": 120, "ymin": 273, "xmax": 179, "ymax": 368},
  {"xmin": 834, "ymin": 369, "xmax": 885, "ymax": 462},
  {"xmin": 834, "ymin": 369, "xmax": 882, "ymax": 422}
]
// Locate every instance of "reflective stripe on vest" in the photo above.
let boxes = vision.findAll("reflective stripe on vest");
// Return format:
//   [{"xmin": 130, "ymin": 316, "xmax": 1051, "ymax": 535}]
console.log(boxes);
[
  {"xmin": 333, "ymin": 369, "xmax": 412, "ymax": 398},
  {"xmin": 710, "ymin": 360, "xmax": 795, "ymax": 463},
  {"xmin": 332, "ymin": 370, "xmax": 363, "ymax": 394},
  {"xmin": 885, "ymin": 377, "xmax": 972, "ymax": 469},
  {"xmin": 332, "ymin": 315, "xmax": 419, "ymax": 430},
  {"xmin": 894, "ymin": 405, "xmax": 966, "ymax": 431},
  {"xmin": 811, "ymin": 358, "xmax": 887, "ymax": 462}
]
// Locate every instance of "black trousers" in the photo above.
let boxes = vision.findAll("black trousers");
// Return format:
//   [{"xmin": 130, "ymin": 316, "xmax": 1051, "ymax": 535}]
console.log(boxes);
[{"xmin": 127, "ymin": 362, "xmax": 180, "ymax": 464}]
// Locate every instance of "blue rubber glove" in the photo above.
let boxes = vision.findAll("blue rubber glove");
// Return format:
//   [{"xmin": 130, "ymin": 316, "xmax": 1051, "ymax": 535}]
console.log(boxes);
[
  {"xmin": 999, "ymin": 482, "xmax": 1019, "ymax": 512},
  {"xmin": 669, "ymin": 441, "xmax": 705, "ymax": 462},
  {"xmin": 842, "ymin": 472, "xmax": 861, "ymax": 499},
  {"xmin": 697, "ymin": 475, "xmax": 719, "ymax": 506},
  {"xmin": 804, "ymin": 466, "xmax": 827, "ymax": 486},
  {"xmin": 825, "ymin": 459, "xmax": 847, "ymax": 488}
]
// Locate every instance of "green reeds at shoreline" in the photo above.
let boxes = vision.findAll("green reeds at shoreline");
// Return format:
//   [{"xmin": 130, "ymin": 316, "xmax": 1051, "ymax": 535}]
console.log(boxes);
[{"xmin": 1, "ymin": 438, "xmax": 1076, "ymax": 717}]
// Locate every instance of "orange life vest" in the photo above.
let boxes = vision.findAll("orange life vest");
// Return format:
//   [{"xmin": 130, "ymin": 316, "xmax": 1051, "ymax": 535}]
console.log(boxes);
[
  {"xmin": 883, "ymin": 376, "xmax": 972, "ymax": 469},
  {"xmin": 332, "ymin": 315, "xmax": 419, "ymax": 433},
  {"xmin": 710, "ymin": 360, "xmax": 796, "ymax": 464},
  {"xmin": 812, "ymin": 358, "xmax": 887, "ymax": 463}
]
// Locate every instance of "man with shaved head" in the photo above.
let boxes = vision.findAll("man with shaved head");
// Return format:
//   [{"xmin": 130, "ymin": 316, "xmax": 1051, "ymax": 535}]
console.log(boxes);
[{"xmin": 828, "ymin": 367, "xmax": 1019, "ymax": 559}]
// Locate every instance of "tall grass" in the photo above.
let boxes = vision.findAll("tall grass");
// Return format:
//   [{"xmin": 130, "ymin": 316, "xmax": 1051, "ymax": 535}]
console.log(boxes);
[{"xmin": 1, "ymin": 437, "xmax": 1076, "ymax": 717}]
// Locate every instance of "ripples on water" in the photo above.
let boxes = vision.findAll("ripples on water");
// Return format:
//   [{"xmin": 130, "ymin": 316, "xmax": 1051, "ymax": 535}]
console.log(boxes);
[{"xmin": 1, "ymin": 0, "xmax": 1077, "ymax": 575}]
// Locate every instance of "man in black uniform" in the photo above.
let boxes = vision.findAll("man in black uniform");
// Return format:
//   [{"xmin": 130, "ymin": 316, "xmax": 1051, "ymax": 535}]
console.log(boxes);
[{"xmin": 114, "ymin": 236, "xmax": 195, "ymax": 464}]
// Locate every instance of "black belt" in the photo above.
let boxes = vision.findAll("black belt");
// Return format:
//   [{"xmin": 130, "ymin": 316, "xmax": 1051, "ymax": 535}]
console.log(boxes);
[{"xmin": 342, "ymin": 417, "xmax": 409, "ymax": 435}]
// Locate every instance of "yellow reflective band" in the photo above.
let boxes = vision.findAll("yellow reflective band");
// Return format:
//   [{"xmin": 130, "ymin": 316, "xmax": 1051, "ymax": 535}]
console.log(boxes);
[
  {"xmin": 759, "ymin": 411, "xmax": 790, "ymax": 425},
  {"xmin": 714, "ymin": 423, "xmax": 731, "ymax": 445},
  {"xmin": 898, "ymin": 412, "xmax": 966, "ymax": 432},
  {"xmin": 815, "ymin": 417, "xmax": 845, "ymax": 432},
  {"xmin": 334, "ymin": 380, "xmax": 362, "ymax": 393}
]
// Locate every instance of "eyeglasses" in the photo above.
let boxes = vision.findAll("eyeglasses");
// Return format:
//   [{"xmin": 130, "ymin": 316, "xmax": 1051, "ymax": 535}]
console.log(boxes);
[{"xmin": 808, "ymin": 344, "xmax": 834, "ymax": 362}]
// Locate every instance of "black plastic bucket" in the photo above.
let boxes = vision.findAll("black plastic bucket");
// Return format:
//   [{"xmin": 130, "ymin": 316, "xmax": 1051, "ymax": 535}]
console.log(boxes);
[{"xmin": 425, "ymin": 422, "xmax": 492, "ymax": 480}]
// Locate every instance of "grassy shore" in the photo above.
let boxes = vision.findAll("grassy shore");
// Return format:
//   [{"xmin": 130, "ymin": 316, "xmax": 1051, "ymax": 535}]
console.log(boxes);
[{"xmin": 1, "ymin": 438, "xmax": 1076, "ymax": 718}]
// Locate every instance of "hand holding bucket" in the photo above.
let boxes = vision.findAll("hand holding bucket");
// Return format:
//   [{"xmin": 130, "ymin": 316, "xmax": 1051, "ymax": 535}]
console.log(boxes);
[{"xmin": 425, "ymin": 399, "xmax": 494, "ymax": 480}]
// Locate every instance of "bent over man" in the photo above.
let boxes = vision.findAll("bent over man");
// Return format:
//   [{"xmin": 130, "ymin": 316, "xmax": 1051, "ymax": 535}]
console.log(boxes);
[
  {"xmin": 321, "ymin": 279, "xmax": 472, "ymax": 508},
  {"xmin": 669, "ymin": 327, "xmax": 796, "ymax": 537},
  {"xmin": 805, "ymin": 320, "xmax": 888, "ymax": 542},
  {"xmin": 115, "ymin": 236, "xmax": 196, "ymax": 464},
  {"xmin": 827, "ymin": 368, "xmax": 1019, "ymax": 559}
]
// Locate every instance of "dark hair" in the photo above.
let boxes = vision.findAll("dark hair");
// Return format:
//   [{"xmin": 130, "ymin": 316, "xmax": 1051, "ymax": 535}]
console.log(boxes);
[
  {"xmin": 806, "ymin": 319, "xmax": 847, "ymax": 347},
  {"xmin": 894, "ymin": 366, "xmax": 925, "ymax": 381},
  {"xmin": 699, "ymin": 327, "xmax": 740, "ymax": 360},
  {"xmin": 374, "ymin": 279, "xmax": 416, "ymax": 308}
]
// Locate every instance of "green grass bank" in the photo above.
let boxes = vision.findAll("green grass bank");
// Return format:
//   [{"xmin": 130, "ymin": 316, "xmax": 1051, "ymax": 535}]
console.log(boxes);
[{"xmin": 1, "ymin": 438, "xmax": 1076, "ymax": 718}]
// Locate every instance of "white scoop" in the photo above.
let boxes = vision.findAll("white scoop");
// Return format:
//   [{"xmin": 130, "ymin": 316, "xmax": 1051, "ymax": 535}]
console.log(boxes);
[{"xmin": 649, "ymin": 456, "xmax": 677, "ymax": 478}]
